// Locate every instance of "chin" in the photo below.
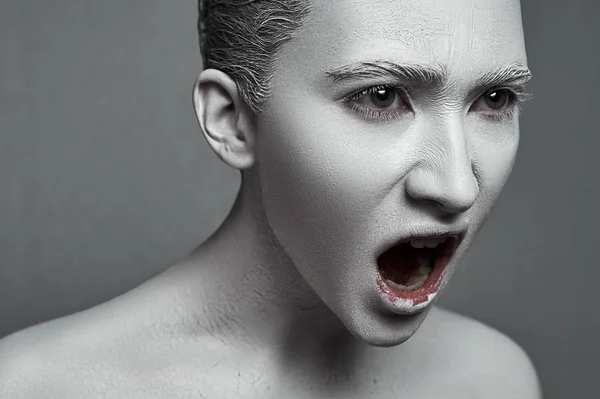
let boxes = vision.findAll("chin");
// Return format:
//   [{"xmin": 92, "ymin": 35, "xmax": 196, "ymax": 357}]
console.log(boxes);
[
  {"xmin": 361, "ymin": 333, "xmax": 415, "ymax": 348},
  {"xmin": 350, "ymin": 324, "xmax": 420, "ymax": 348},
  {"xmin": 339, "ymin": 306, "xmax": 431, "ymax": 348}
]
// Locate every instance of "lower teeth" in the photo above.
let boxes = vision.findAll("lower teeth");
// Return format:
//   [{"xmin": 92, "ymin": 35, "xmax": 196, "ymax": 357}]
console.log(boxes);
[{"xmin": 385, "ymin": 262, "xmax": 433, "ymax": 292}]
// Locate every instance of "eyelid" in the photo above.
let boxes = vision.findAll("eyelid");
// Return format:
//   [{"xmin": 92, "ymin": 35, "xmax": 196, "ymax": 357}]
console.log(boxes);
[
  {"xmin": 479, "ymin": 85, "xmax": 533, "ymax": 103},
  {"xmin": 468, "ymin": 86, "xmax": 532, "ymax": 116},
  {"xmin": 469, "ymin": 86, "xmax": 530, "ymax": 122},
  {"xmin": 342, "ymin": 84, "xmax": 413, "ymax": 123},
  {"xmin": 347, "ymin": 83, "xmax": 411, "ymax": 100},
  {"xmin": 351, "ymin": 85, "xmax": 414, "ymax": 113}
]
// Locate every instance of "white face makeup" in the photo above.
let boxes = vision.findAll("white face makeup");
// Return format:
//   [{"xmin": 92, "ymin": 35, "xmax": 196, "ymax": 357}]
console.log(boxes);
[{"xmin": 253, "ymin": 0, "xmax": 529, "ymax": 346}]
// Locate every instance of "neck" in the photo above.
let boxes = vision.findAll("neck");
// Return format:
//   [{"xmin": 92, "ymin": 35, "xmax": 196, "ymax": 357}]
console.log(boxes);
[{"xmin": 179, "ymin": 170, "xmax": 369, "ymax": 368}]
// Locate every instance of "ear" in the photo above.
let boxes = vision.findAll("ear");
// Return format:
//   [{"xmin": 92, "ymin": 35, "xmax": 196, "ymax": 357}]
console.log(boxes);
[{"xmin": 192, "ymin": 69, "xmax": 256, "ymax": 170}]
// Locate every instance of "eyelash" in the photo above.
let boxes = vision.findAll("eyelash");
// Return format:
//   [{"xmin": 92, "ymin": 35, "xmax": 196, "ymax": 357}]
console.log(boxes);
[
  {"xmin": 344, "ymin": 85, "xmax": 532, "ymax": 123},
  {"xmin": 474, "ymin": 87, "xmax": 532, "ymax": 122},
  {"xmin": 345, "ymin": 85, "xmax": 411, "ymax": 123}
]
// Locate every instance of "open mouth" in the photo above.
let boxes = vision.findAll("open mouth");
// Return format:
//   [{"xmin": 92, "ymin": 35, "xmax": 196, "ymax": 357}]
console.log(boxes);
[{"xmin": 376, "ymin": 234, "xmax": 462, "ymax": 308}]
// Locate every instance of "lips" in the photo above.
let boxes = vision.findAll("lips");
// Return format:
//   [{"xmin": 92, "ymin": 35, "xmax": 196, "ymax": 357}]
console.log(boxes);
[{"xmin": 375, "ymin": 233, "xmax": 463, "ymax": 314}]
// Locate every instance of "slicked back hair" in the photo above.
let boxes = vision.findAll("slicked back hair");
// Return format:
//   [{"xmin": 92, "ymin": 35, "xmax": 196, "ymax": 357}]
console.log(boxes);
[{"xmin": 198, "ymin": 0, "xmax": 312, "ymax": 113}]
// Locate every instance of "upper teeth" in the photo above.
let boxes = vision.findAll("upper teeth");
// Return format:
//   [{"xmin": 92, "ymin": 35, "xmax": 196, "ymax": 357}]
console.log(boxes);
[{"xmin": 410, "ymin": 237, "xmax": 447, "ymax": 249}]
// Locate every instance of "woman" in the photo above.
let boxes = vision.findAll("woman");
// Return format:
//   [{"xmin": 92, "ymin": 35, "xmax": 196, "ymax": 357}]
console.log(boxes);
[{"xmin": 0, "ymin": 0, "xmax": 541, "ymax": 397}]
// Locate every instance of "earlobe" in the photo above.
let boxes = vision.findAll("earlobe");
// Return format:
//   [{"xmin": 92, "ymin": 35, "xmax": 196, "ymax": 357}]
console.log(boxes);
[{"xmin": 192, "ymin": 69, "xmax": 255, "ymax": 170}]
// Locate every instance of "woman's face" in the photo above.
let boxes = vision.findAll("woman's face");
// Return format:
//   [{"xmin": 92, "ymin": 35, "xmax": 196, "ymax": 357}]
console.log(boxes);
[{"xmin": 255, "ymin": 0, "xmax": 530, "ymax": 346}]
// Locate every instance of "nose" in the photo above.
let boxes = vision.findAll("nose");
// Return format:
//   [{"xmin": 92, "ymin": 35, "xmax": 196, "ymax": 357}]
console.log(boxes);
[{"xmin": 405, "ymin": 118, "xmax": 479, "ymax": 215}]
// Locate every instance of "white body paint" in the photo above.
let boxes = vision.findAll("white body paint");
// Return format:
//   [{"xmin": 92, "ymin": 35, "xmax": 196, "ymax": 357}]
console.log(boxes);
[{"xmin": 0, "ymin": 0, "xmax": 541, "ymax": 397}]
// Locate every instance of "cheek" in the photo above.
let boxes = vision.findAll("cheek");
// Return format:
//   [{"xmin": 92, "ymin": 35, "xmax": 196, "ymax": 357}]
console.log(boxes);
[
  {"xmin": 256, "ymin": 100, "xmax": 415, "ymax": 210},
  {"xmin": 471, "ymin": 119, "xmax": 520, "ymax": 201},
  {"xmin": 254, "ymin": 102, "xmax": 394, "ymax": 267},
  {"xmin": 256, "ymin": 110, "xmax": 364, "ymax": 241}
]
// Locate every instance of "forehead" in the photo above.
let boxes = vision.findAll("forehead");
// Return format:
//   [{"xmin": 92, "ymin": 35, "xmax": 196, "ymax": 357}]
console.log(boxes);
[{"xmin": 276, "ymin": 0, "xmax": 527, "ymax": 81}]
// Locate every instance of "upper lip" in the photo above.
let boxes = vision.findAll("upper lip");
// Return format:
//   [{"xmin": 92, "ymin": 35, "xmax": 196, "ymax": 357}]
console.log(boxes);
[{"xmin": 374, "ymin": 226, "xmax": 468, "ymax": 258}]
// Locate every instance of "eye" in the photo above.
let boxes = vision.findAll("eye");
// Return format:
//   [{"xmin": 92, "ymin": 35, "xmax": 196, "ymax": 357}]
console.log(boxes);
[
  {"xmin": 470, "ymin": 88, "xmax": 516, "ymax": 115},
  {"xmin": 346, "ymin": 85, "xmax": 411, "ymax": 122},
  {"xmin": 353, "ymin": 85, "xmax": 409, "ymax": 110}
]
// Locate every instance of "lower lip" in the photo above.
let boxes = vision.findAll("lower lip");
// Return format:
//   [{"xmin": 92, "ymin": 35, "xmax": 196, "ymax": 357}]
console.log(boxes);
[{"xmin": 376, "ymin": 237, "xmax": 459, "ymax": 315}]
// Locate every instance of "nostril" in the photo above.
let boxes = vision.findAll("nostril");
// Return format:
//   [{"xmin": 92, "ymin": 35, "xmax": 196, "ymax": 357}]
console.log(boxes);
[
  {"xmin": 405, "ymin": 170, "xmax": 478, "ymax": 215},
  {"xmin": 429, "ymin": 181, "xmax": 478, "ymax": 214},
  {"xmin": 431, "ymin": 198, "xmax": 473, "ymax": 214}
]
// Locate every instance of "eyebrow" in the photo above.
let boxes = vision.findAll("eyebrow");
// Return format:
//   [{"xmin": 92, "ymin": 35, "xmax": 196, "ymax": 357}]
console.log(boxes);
[
  {"xmin": 325, "ymin": 61, "xmax": 532, "ymax": 89},
  {"xmin": 475, "ymin": 64, "xmax": 532, "ymax": 88},
  {"xmin": 325, "ymin": 60, "xmax": 447, "ymax": 88}
]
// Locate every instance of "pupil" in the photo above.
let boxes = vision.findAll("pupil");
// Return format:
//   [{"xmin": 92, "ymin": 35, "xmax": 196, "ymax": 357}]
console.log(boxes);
[
  {"xmin": 371, "ymin": 88, "xmax": 395, "ymax": 108},
  {"xmin": 485, "ymin": 90, "xmax": 508, "ymax": 109}
]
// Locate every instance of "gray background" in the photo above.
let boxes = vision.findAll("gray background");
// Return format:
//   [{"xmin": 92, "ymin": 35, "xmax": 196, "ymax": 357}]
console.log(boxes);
[{"xmin": 0, "ymin": 1, "xmax": 598, "ymax": 397}]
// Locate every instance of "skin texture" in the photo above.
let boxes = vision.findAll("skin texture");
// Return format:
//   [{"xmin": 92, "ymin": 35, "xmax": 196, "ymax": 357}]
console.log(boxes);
[
  {"xmin": 0, "ymin": 0, "xmax": 542, "ymax": 397},
  {"xmin": 232, "ymin": 0, "xmax": 530, "ymax": 345}
]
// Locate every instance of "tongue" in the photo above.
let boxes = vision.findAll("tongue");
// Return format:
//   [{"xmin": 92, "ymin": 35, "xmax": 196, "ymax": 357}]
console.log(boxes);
[{"xmin": 378, "ymin": 244, "xmax": 433, "ymax": 286}]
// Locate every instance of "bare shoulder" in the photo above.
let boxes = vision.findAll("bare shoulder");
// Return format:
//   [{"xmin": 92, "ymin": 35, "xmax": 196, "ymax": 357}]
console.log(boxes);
[
  {"xmin": 0, "ymin": 275, "xmax": 211, "ymax": 398},
  {"xmin": 0, "ymin": 315, "xmax": 86, "ymax": 398},
  {"xmin": 417, "ymin": 307, "xmax": 542, "ymax": 398}
]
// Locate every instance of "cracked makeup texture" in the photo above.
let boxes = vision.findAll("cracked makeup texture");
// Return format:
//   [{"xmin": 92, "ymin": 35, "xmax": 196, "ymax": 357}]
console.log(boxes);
[{"xmin": 0, "ymin": 0, "xmax": 542, "ymax": 398}]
